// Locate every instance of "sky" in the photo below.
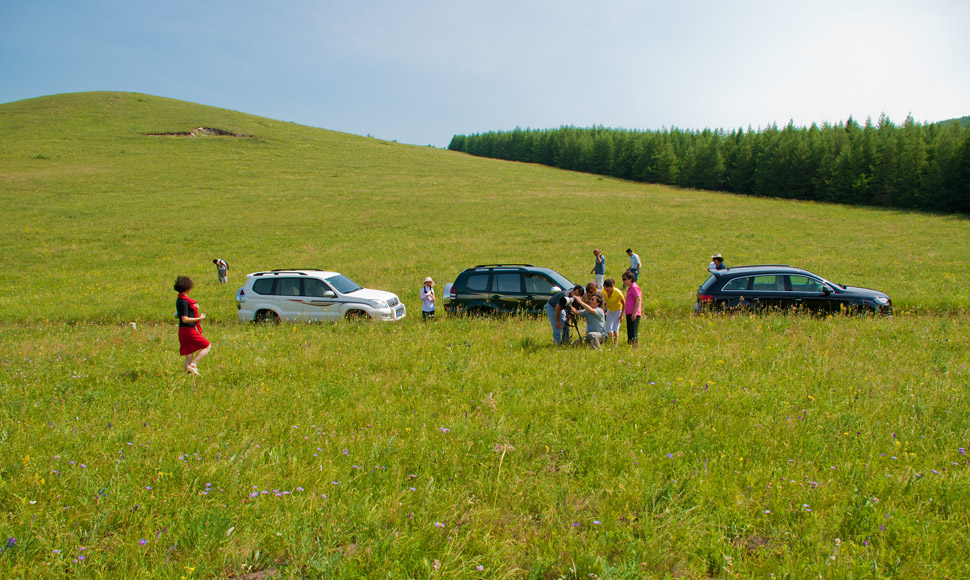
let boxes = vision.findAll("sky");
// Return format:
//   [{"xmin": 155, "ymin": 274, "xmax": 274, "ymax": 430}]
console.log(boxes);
[{"xmin": 2, "ymin": 0, "xmax": 968, "ymax": 147}]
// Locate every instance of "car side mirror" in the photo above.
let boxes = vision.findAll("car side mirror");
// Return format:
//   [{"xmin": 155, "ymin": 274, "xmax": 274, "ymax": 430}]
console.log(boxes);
[
  {"xmin": 822, "ymin": 286, "xmax": 832, "ymax": 295},
  {"xmin": 550, "ymin": 286, "xmax": 562, "ymax": 293},
  {"xmin": 323, "ymin": 291, "xmax": 336, "ymax": 298}
]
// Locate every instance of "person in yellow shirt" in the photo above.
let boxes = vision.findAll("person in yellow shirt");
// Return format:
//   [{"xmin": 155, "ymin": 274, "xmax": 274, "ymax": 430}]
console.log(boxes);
[{"xmin": 602, "ymin": 278, "xmax": 625, "ymax": 346}]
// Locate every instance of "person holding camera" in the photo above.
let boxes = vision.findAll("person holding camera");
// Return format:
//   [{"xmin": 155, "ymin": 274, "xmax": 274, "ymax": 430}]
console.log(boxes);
[
  {"xmin": 545, "ymin": 285, "xmax": 585, "ymax": 345},
  {"xmin": 569, "ymin": 293, "xmax": 608, "ymax": 349}
]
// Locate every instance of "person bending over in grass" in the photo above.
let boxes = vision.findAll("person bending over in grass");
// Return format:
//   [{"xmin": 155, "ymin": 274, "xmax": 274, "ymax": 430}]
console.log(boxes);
[
  {"xmin": 602, "ymin": 278, "xmax": 624, "ymax": 346},
  {"xmin": 546, "ymin": 285, "xmax": 585, "ymax": 345},
  {"xmin": 174, "ymin": 276, "xmax": 210, "ymax": 375},
  {"xmin": 213, "ymin": 258, "xmax": 229, "ymax": 283}
]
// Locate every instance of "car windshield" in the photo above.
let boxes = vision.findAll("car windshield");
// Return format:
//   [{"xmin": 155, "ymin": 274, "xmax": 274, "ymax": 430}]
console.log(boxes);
[
  {"xmin": 326, "ymin": 274, "xmax": 362, "ymax": 294},
  {"xmin": 545, "ymin": 270, "xmax": 573, "ymax": 290}
]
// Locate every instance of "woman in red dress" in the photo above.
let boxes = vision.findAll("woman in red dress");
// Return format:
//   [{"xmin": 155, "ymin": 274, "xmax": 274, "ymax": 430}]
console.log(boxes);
[{"xmin": 174, "ymin": 276, "xmax": 211, "ymax": 375}]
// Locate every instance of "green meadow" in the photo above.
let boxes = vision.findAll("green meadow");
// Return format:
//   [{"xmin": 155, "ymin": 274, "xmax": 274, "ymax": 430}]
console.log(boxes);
[{"xmin": 1, "ymin": 92, "xmax": 969, "ymax": 579}]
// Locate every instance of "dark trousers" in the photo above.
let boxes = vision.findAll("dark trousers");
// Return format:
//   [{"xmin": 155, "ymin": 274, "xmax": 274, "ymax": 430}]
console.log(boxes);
[
  {"xmin": 625, "ymin": 314, "xmax": 640, "ymax": 346},
  {"xmin": 422, "ymin": 309, "xmax": 435, "ymax": 321}
]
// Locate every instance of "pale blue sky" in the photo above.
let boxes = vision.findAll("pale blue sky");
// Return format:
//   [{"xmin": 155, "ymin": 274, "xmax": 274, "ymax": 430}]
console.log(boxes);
[{"xmin": 2, "ymin": 0, "xmax": 968, "ymax": 146}]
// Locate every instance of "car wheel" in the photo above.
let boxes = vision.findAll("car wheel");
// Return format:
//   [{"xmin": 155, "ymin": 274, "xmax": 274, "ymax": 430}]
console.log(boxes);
[
  {"xmin": 255, "ymin": 310, "xmax": 280, "ymax": 324},
  {"xmin": 731, "ymin": 300, "xmax": 754, "ymax": 313},
  {"xmin": 345, "ymin": 310, "xmax": 369, "ymax": 321},
  {"xmin": 467, "ymin": 307, "xmax": 490, "ymax": 318}
]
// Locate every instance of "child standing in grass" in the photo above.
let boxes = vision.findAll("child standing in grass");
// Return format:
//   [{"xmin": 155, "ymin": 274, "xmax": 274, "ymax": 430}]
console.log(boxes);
[
  {"xmin": 420, "ymin": 277, "xmax": 436, "ymax": 321},
  {"xmin": 602, "ymin": 278, "xmax": 624, "ymax": 346},
  {"xmin": 174, "ymin": 276, "xmax": 210, "ymax": 375}
]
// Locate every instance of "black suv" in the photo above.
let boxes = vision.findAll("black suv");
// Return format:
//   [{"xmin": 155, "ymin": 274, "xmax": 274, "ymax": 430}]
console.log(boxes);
[
  {"xmin": 445, "ymin": 264, "xmax": 575, "ymax": 315},
  {"xmin": 695, "ymin": 265, "xmax": 892, "ymax": 315}
]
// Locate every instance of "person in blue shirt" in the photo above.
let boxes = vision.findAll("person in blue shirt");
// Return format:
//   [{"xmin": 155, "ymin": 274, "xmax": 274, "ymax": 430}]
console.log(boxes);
[
  {"xmin": 590, "ymin": 249, "xmax": 606, "ymax": 288},
  {"xmin": 708, "ymin": 253, "xmax": 727, "ymax": 272},
  {"xmin": 545, "ymin": 285, "xmax": 585, "ymax": 345}
]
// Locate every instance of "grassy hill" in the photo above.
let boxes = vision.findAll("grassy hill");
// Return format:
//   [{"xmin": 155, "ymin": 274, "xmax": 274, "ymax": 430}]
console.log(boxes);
[
  {"xmin": 2, "ymin": 93, "xmax": 970, "ymax": 579},
  {"xmin": 2, "ymin": 92, "xmax": 968, "ymax": 323}
]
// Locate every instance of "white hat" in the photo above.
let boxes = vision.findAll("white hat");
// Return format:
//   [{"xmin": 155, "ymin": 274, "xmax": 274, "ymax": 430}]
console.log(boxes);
[{"xmin": 424, "ymin": 277, "xmax": 434, "ymax": 285}]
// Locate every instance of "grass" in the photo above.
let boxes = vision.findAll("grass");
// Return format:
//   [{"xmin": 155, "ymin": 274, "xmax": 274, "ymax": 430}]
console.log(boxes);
[{"xmin": 1, "ymin": 92, "xmax": 969, "ymax": 578}]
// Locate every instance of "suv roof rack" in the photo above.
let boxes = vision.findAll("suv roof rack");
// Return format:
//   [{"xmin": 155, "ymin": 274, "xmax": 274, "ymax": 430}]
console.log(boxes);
[
  {"xmin": 727, "ymin": 264, "xmax": 793, "ymax": 269},
  {"xmin": 252, "ymin": 269, "xmax": 325, "ymax": 277},
  {"xmin": 472, "ymin": 263, "xmax": 534, "ymax": 268}
]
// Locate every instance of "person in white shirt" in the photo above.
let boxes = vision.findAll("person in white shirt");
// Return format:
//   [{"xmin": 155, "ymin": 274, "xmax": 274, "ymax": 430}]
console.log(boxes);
[
  {"xmin": 420, "ymin": 277, "xmax": 436, "ymax": 321},
  {"xmin": 626, "ymin": 248, "xmax": 641, "ymax": 282}
]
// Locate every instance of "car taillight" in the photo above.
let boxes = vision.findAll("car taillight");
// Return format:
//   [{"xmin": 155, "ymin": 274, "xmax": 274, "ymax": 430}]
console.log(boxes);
[{"xmin": 698, "ymin": 294, "xmax": 714, "ymax": 302}]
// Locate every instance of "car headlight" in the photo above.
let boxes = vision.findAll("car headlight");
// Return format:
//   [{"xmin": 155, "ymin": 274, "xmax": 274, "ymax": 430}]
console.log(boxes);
[
  {"xmin": 374, "ymin": 300, "xmax": 389, "ymax": 309},
  {"xmin": 874, "ymin": 296, "xmax": 890, "ymax": 305}
]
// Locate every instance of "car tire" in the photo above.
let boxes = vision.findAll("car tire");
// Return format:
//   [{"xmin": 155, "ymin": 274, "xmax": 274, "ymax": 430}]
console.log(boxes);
[
  {"xmin": 731, "ymin": 300, "xmax": 754, "ymax": 313},
  {"xmin": 345, "ymin": 310, "xmax": 369, "ymax": 321},
  {"xmin": 467, "ymin": 307, "xmax": 490, "ymax": 318},
  {"xmin": 255, "ymin": 310, "xmax": 280, "ymax": 324}
]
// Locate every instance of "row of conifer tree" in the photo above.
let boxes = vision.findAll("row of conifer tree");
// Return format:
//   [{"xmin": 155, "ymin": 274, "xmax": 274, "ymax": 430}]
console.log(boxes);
[{"xmin": 447, "ymin": 115, "xmax": 970, "ymax": 214}]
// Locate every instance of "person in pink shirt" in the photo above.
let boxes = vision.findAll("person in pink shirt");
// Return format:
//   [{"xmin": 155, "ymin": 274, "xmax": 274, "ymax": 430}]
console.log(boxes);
[{"xmin": 622, "ymin": 270, "xmax": 641, "ymax": 347}]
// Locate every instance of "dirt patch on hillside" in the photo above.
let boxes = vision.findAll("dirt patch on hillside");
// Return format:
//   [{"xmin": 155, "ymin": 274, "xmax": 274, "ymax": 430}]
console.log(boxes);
[{"xmin": 144, "ymin": 127, "xmax": 255, "ymax": 138}]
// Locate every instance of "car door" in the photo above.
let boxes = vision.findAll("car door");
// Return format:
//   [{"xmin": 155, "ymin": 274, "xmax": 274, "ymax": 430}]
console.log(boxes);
[
  {"xmin": 489, "ymin": 271, "xmax": 526, "ymax": 313},
  {"xmin": 523, "ymin": 273, "xmax": 559, "ymax": 313},
  {"xmin": 749, "ymin": 274, "xmax": 784, "ymax": 310},
  {"xmin": 461, "ymin": 272, "xmax": 492, "ymax": 313},
  {"xmin": 302, "ymin": 277, "xmax": 338, "ymax": 322},
  {"xmin": 786, "ymin": 275, "xmax": 830, "ymax": 313},
  {"xmin": 275, "ymin": 277, "xmax": 304, "ymax": 321}
]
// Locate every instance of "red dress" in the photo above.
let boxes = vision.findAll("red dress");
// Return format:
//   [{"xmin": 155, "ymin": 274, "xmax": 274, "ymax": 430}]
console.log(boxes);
[{"xmin": 177, "ymin": 294, "xmax": 210, "ymax": 355}]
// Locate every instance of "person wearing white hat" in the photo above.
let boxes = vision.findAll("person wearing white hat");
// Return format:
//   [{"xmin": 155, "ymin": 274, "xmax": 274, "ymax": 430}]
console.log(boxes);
[
  {"xmin": 420, "ymin": 277, "xmax": 436, "ymax": 321},
  {"xmin": 708, "ymin": 253, "xmax": 726, "ymax": 273}
]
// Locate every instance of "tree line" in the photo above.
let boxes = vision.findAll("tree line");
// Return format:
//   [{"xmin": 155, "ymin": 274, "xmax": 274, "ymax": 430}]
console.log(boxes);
[{"xmin": 447, "ymin": 116, "xmax": 970, "ymax": 214}]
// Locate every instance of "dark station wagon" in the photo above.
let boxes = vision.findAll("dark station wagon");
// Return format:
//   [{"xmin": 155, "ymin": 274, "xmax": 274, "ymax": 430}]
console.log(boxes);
[
  {"xmin": 695, "ymin": 265, "xmax": 892, "ymax": 315},
  {"xmin": 444, "ymin": 264, "xmax": 575, "ymax": 315}
]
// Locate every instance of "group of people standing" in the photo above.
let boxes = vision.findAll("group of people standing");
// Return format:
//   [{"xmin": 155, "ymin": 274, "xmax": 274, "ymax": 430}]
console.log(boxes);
[{"xmin": 546, "ymin": 249, "xmax": 643, "ymax": 349}]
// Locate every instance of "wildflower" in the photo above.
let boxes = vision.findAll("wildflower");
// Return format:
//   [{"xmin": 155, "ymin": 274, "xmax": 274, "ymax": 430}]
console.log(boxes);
[
  {"xmin": 439, "ymin": 427, "xmax": 450, "ymax": 433},
  {"xmin": 476, "ymin": 564, "xmax": 484, "ymax": 571},
  {"xmin": 592, "ymin": 520, "xmax": 602, "ymax": 525},
  {"xmin": 435, "ymin": 522, "xmax": 445, "ymax": 528},
  {"xmin": 6, "ymin": 537, "xmax": 16, "ymax": 549},
  {"xmin": 666, "ymin": 454, "xmax": 673, "ymax": 458},
  {"xmin": 139, "ymin": 539, "xmax": 147, "ymax": 545}
]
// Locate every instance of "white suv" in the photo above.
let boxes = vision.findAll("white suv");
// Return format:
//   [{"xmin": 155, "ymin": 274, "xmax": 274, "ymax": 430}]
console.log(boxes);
[{"xmin": 236, "ymin": 269, "xmax": 406, "ymax": 323}]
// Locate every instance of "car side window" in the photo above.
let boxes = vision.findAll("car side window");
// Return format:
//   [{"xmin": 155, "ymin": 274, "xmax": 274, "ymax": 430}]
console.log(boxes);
[
  {"xmin": 788, "ymin": 275, "xmax": 824, "ymax": 293},
  {"xmin": 303, "ymin": 278, "xmax": 329, "ymax": 297},
  {"xmin": 751, "ymin": 275, "xmax": 783, "ymax": 291},
  {"xmin": 722, "ymin": 277, "xmax": 751, "ymax": 291},
  {"xmin": 494, "ymin": 273, "xmax": 523, "ymax": 293},
  {"xmin": 278, "ymin": 277, "xmax": 301, "ymax": 296},
  {"xmin": 465, "ymin": 274, "xmax": 490, "ymax": 292},
  {"xmin": 524, "ymin": 274, "xmax": 556, "ymax": 294},
  {"xmin": 252, "ymin": 278, "xmax": 275, "ymax": 295}
]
